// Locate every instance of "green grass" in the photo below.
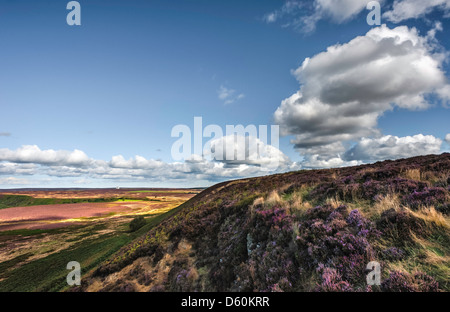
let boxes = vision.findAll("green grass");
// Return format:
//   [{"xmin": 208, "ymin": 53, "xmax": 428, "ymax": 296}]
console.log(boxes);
[
  {"xmin": 0, "ymin": 195, "xmax": 159, "ymax": 209},
  {"xmin": 0, "ymin": 205, "xmax": 183, "ymax": 292},
  {"xmin": 0, "ymin": 195, "xmax": 122, "ymax": 209},
  {"xmin": 0, "ymin": 235, "xmax": 130, "ymax": 291},
  {"xmin": 0, "ymin": 227, "xmax": 67, "ymax": 237},
  {"xmin": 0, "ymin": 253, "xmax": 33, "ymax": 275}
]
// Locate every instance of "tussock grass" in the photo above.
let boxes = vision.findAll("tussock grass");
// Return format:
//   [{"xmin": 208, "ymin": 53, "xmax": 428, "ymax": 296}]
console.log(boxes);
[
  {"xmin": 403, "ymin": 169, "xmax": 422, "ymax": 181},
  {"xmin": 266, "ymin": 191, "xmax": 282, "ymax": 208},
  {"xmin": 372, "ymin": 193, "xmax": 401, "ymax": 218},
  {"xmin": 422, "ymin": 170, "xmax": 449, "ymax": 187},
  {"xmin": 325, "ymin": 196, "xmax": 344, "ymax": 209},
  {"xmin": 401, "ymin": 233, "xmax": 450, "ymax": 289},
  {"xmin": 289, "ymin": 194, "xmax": 312, "ymax": 215},
  {"xmin": 410, "ymin": 206, "xmax": 449, "ymax": 229},
  {"xmin": 285, "ymin": 185, "xmax": 314, "ymax": 216}
]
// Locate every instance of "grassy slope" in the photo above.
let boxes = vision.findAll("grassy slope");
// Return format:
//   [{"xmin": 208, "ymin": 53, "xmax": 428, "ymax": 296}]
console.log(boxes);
[
  {"xmin": 79, "ymin": 153, "xmax": 449, "ymax": 292},
  {"xmin": 0, "ymin": 206, "xmax": 183, "ymax": 292}
]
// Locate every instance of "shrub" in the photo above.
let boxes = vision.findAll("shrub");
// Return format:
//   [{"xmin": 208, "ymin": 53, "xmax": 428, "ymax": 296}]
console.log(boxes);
[
  {"xmin": 315, "ymin": 265, "xmax": 353, "ymax": 292},
  {"xmin": 381, "ymin": 271, "xmax": 439, "ymax": 292},
  {"xmin": 379, "ymin": 247, "xmax": 405, "ymax": 261},
  {"xmin": 129, "ymin": 216, "xmax": 146, "ymax": 232},
  {"xmin": 376, "ymin": 208, "xmax": 428, "ymax": 243},
  {"xmin": 403, "ymin": 187, "xmax": 447, "ymax": 210}
]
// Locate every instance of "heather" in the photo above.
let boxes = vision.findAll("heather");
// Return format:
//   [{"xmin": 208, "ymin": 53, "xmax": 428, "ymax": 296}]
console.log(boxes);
[{"xmin": 75, "ymin": 154, "xmax": 450, "ymax": 292}]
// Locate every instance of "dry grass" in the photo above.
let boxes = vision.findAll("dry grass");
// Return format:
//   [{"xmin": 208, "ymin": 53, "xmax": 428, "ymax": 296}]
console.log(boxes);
[
  {"xmin": 250, "ymin": 197, "xmax": 265, "ymax": 216},
  {"xmin": 410, "ymin": 206, "xmax": 449, "ymax": 229},
  {"xmin": 325, "ymin": 196, "xmax": 344, "ymax": 209},
  {"xmin": 266, "ymin": 191, "xmax": 282, "ymax": 208},
  {"xmin": 187, "ymin": 267, "xmax": 199, "ymax": 282},
  {"xmin": 358, "ymin": 167, "xmax": 376, "ymax": 176},
  {"xmin": 287, "ymin": 190, "xmax": 312, "ymax": 215},
  {"xmin": 252, "ymin": 197, "xmax": 265, "ymax": 207},
  {"xmin": 404, "ymin": 169, "xmax": 422, "ymax": 181},
  {"xmin": 211, "ymin": 179, "xmax": 250, "ymax": 195},
  {"xmin": 410, "ymin": 233, "xmax": 450, "ymax": 266},
  {"xmin": 420, "ymin": 170, "xmax": 449, "ymax": 187},
  {"xmin": 86, "ymin": 239, "xmax": 197, "ymax": 292},
  {"xmin": 330, "ymin": 172, "xmax": 338, "ymax": 180},
  {"xmin": 290, "ymin": 192, "xmax": 303, "ymax": 207},
  {"xmin": 371, "ymin": 193, "xmax": 401, "ymax": 218}
]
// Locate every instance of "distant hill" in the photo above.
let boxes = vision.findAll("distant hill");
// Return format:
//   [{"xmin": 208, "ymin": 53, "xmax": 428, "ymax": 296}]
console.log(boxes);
[{"xmin": 75, "ymin": 154, "xmax": 450, "ymax": 292}]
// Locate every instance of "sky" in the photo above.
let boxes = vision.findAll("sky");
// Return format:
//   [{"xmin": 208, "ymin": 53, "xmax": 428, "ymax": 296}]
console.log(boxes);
[{"xmin": 0, "ymin": 0, "xmax": 449, "ymax": 188}]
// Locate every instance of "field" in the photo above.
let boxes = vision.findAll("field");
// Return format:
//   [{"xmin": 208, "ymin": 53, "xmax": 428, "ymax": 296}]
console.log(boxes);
[{"xmin": 0, "ymin": 188, "xmax": 200, "ymax": 291}]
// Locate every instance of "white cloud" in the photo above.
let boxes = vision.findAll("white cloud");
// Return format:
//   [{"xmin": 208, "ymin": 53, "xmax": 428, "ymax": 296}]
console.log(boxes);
[
  {"xmin": 274, "ymin": 25, "xmax": 449, "ymax": 163},
  {"xmin": 343, "ymin": 134, "xmax": 443, "ymax": 161},
  {"xmin": 438, "ymin": 84, "xmax": 450, "ymax": 106},
  {"xmin": 0, "ymin": 177, "xmax": 30, "ymax": 185},
  {"xmin": 315, "ymin": 0, "xmax": 371, "ymax": 23},
  {"xmin": 109, "ymin": 155, "xmax": 164, "ymax": 169},
  {"xmin": 218, "ymin": 85, "xmax": 244, "ymax": 105},
  {"xmin": 205, "ymin": 134, "xmax": 296, "ymax": 171},
  {"xmin": 264, "ymin": 0, "xmax": 376, "ymax": 33},
  {"xmin": 0, "ymin": 163, "xmax": 36, "ymax": 175},
  {"xmin": 0, "ymin": 142, "xmax": 299, "ymax": 185},
  {"xmin": 445, "ymin": 133, "xmax": 450, "ymax": 143},
  {"xmin": 264, "ymin": 12, "xmax": 278, "ymax": 23},
  {"xmin": 0, "ymin": 145, "xmax": 91, "ymax": 167},
  {"xmin": 302, "ymin": 154, "xmax": 361, "ymax": 169},
  {"xmin": 263, "ymin": 1, "xmax": 304, "ymax": 24},
  {"xmin": 384, "ymin": 0, "xmax": 450, "ymax": 23}
]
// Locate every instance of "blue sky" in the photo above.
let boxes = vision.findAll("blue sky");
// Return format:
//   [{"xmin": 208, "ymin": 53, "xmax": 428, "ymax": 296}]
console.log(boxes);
[{"xmin": 0, "ymin": 0, "xmax": 449, "ymax": 188}]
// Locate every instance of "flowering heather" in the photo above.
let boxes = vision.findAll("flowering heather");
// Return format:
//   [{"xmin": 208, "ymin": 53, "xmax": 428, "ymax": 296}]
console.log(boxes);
[
  {"xmin": 380, "ymin": 247, "xmax": 405, "ymax": 261},
  {"xmin": 403, "ymin": 187, "xmax": 447, "ymax": 210},
  {"xmin": 377, "ymin": 208, "xmax": 428, "ymax": 243},
  {"xmin": 381, "ymin": 271, "xmax": 439, "ymax": 292},
  {"xmin": 79, "ymin": 154, "xmax": 449, "ymax": 292},
  {"xmin": 315, "ymin": 266, "xmax": 353, "ymax": 292}
]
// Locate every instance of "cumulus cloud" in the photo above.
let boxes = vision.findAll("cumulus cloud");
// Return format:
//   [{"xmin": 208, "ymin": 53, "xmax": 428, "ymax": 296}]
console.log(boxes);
[
  {"xmin": 343, "ymin": 134, "xmax": 443, "ymax": 162},
  {"xmin": 302, "ymin": 154, "xmax": 362, "ymax": 169},
  {"xmin": 384, "ymin": 0, "xmax": 450, "ymax": 23},
  {"xmin": 0, "ymin": 163, "xmax": 36, "ymax": 176},
  {"xmin": 218, "ymin": 85, "xmax": 244, "ymax": 105},
  {"xmin": 264, "ymin": 0, "xmax": 375, "ymax": 33},
  {"xmin": 0, "ymin": 141, "xmax": 299, "ymax": 186},
  {"xmin": 0, "ymin": 145, "xmax": 91, "ymax": 167},
  {"xmin": 438, "ymin": 84, "xmax": 450, "ymax": 105},
  {"xmin": 274, "ymin": 24, "xmax": 449, "ymax": 164},
  {"xmin": 205, "ymin": 134, "xmax": 296, "ymax": 171},
  {"xmin": 109, "ymin": 155, "xmax": 164, "ymax": 170},
  {"xmin": 445, "ymin": 133, "xmax": 450, "ymax": 143}
]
